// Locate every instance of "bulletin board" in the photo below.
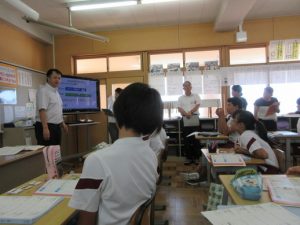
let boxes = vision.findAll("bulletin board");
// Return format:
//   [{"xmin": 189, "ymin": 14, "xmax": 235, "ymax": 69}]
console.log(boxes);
[{"xmin": 0, "ymin": 62, "xmax": 46, "ymax": 124}]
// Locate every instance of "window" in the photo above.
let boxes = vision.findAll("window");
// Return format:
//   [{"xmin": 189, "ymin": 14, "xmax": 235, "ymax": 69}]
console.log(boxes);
[
  {"xmin": 229, "ymin": 47, "xmax": 266, "ymax": 65},
  {"xmin": 150, "ymin": 53, "xmax": 183, "ymax": 68},
  {"xmin": 76, "ymin": 58, "xmax": 107, "ymax": 74},
  {"xmin": 109, "ymin": 55, "xmax": 141, "ymax": 72},
  {"xmin": 185, "ymin": 50, "xmax": 220, "ymax": 66}
]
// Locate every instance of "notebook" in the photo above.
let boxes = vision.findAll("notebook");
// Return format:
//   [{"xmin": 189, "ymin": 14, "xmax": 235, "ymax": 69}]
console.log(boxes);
[
  {"xmin": 210, "ymin": 154, "xmax": 246, "ymax": 167},
  {"xmin": 34, "ymin": 179, "xmax": 79, "ymax": 197},
  {"xmin": 0, "ymin": 196, "xmax": 63, "ymax": 224}
]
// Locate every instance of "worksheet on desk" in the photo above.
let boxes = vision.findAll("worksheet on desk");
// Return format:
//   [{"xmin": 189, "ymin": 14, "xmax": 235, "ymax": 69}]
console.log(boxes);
[
  {"xmin": 211, "ymin": 154, "xmax": 246, "ymax": 167},
  {"xmin": 34, "ymin": 179, "xmax": 79, "ymax": 196},
  {"xmin": 267, "ymin": 175, "xmax": 300, "ymax": 207},
  {"xmin": 202, "ymin": 203, "xmax": 300, "ymax": 225}
]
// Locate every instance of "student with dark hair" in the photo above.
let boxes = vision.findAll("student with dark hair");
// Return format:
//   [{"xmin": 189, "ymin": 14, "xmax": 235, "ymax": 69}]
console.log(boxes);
[
  {"xmin": 231, "ymin": 85, "xmax": 248, "ymax": 110},
  {"xmin": 216, "ymin": 97, "xmax": 243, "ymax": 146},
  {"xmin": 295, "ymin": 98, "xmax": 300, "ymax": 114},
  {"xmin": 232, "ymin": 110, "xmax": 279, "ymax": 174},
  {"xmin": 287, "ymin": 166, "xmax": 300, "ymax": 175},
  {"xmin": 35, "ymin": 68, "xmax": 68, "ymax": 145},
  {"xmin": 254, "ymin": 86, "xmax": 280, "ymax": 131},
  {"xmin": 69, "ymin": 83, "xmax": 162, "ymax": 225},
  {"xmin": 107, "ymin": 88, "xmax": 123, "ymax": 143}
]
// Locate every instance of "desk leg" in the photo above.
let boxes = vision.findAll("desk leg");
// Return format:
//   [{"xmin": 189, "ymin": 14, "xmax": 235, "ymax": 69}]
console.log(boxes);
[
  {"xmin": 222, "ymin": 188, "xmax": 229, "ymax": 205},
  {"xmin": 286, "ymin": 139, "xmax": 292, "ymax": 170}
]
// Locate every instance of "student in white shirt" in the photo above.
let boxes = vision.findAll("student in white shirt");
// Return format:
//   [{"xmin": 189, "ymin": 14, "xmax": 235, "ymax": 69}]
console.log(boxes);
[
  {"xmin": 232, "ymin": 110, "xmax": 279, "ymax": 173},
  {"xmin": 69, "ymin": 83, "xmax": 162, "ymax": 225}
]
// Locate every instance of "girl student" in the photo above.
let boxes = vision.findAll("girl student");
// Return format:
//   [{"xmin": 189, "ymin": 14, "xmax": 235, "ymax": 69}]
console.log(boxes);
[{"xmin": 232, "ymin": 110, "xmax": 279, "ymax": 174}]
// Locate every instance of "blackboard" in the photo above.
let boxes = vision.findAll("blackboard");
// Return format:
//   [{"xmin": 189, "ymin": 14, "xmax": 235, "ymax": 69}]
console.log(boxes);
[{"xmin": 0, "ymin": 61, "xmax": 46, "ymax": 125}]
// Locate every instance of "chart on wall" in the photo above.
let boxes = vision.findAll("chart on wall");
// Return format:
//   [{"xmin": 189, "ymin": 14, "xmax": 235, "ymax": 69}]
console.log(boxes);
[{"xmin": 269, "ymin": 39, "xmax": 300, "ymax": 61}]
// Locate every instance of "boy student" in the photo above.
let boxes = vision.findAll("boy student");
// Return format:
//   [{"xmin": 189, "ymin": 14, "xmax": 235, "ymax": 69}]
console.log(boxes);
[
  {"xmin": 231, "ymin": 85, "xmax": 248, "ymax": 110},
  {"xmin": 69, "ymin": 83, "xmax": 163, "ymax": 225},
  {"xmin": 254, "ymin": 86, "xmax": 280, "ymax": 131},
  {"xmin": 35, "ymin": 68, "xmax": 68, "ymax": 145},
  {"xmin": 216, "ymin": 97, "xmax": 243, "ymax": 147}
]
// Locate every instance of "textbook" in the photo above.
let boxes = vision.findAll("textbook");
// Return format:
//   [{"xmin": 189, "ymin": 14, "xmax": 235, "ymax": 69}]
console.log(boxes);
[
  {"xmin": 0, "ymin": 196, "xmax": 63, "ymax": 224},
  {"xmin": 0, "ymin": 145, "xmax": 44, "ymax": 156},
  {"xmin": 267, "ymin": 175, "xmax": 300, "ymax": 207},
  {"xmin": 34, "ymin": 179, "xmax": 79, "ymax": 197},
  {"xmin": 186, "ymin": 131, "xmax": 220, "ymax": 138},
  {"xmin": 210, "ymin": 154, "xmax": 246, "ymax": 167}
]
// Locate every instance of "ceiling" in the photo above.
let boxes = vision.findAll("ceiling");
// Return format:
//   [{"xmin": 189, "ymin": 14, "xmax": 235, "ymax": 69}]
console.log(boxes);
[{"xmin": 1, "ymin": 0, "xmax": 300, "ymax": 40}]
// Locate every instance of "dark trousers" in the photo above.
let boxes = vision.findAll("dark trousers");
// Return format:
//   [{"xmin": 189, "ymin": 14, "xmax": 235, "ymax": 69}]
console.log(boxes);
[
  {"xmin": 181, "ymin": 122, "xmax": 201, "ymax": 160},
  {"xmin": 35, "ymin": 122, "xmax": 62, "ymax": 146},
  {"xmin": 108, "ymin": 122, "xmax": 119, "ymax": 143},
  {"xmin": 259, "ymin": 119, "xmax": 277, "ymax": 131}
]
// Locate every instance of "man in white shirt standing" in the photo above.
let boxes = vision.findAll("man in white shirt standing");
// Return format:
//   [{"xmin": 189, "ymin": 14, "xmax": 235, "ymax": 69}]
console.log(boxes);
[
  {"xmin": 107, "ymin": 88, "xmax": 122, "ymax": 143},
  {"xmin": 178, "ymin": 81, "xmax": 201, "ymax": 165},
  {"xmin": 35, "ymin": 69, "xmax": 68, "ymax": 145}
]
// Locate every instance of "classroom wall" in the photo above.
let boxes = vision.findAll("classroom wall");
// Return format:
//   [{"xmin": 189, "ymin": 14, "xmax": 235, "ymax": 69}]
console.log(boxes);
[
  {"xmin": 54, "ymin": 16, "xmax": 300, "ymax": 74},
  {"xmin": 0, "ymin": 19, "xmax": 50, "ymax": 72}
]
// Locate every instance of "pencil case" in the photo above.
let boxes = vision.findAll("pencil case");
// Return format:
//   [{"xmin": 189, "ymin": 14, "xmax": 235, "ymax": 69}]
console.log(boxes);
[{"xmin": 231, "ymin": 168, "xmax": 263, "ymax": 201}]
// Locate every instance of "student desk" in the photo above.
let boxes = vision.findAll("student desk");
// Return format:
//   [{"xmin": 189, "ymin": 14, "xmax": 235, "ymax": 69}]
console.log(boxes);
[
  {"xmin": 195, "ymin": 134, "xmax": 229, "ymax": 146},
  {"xmin": 268, "ymin": 131, "xmax": 300, "ymax": 170},
  {"xmin": 202, "ymin": 149, "xmax": 266, "ymax": 184},
  {"xmin": 1, "ymin": 174, "xmax": 78, "ymax": 225},
  {"xmin": 0, "ymin": 149, "xmax": 44, "ymax": 194}
]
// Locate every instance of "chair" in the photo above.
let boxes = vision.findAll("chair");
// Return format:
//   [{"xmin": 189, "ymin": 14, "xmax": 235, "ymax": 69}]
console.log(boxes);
[
  {"xmin": 273, "ymin": 148, "xmax": 286, "ymax": 173},
  {"xmin": 130, "ymin": 193, "xmax": 155, "ymax": 225}
]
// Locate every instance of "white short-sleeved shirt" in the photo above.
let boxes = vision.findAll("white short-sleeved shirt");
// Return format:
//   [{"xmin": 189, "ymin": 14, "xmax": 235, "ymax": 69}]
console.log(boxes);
[
  {"xmin": 107, "ymin": 95, "xmax": 116, "ymax": 123},
  {"xmin": 178, "ymin": 93, "xmax": 201, "ymax": 114},
  {"xmin": 226, "ymin": 116, "xmax": 240, "ymax": 143},
  {"xmin": 237, "ymin": 130, "xmax": 279, "ymax": 168},
  {"xmin": 149, "ymin": 128, "xmax": 167, "ymax": 156},
  {"xmin": 36, "ymin": 83, "xmax": 63, "ymax": 124},
  {"xmin": 69, "ymin": 137, "xmax": 158, "ymax": 225}
]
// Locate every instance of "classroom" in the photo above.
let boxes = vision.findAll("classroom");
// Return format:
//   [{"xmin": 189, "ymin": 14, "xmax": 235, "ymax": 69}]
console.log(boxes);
[{"xmin": 0, "ymin": 0, "xmax": 300, "ymax": 225}]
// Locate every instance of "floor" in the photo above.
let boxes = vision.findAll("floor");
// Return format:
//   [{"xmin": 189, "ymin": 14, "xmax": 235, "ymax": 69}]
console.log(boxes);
[{"xmin": 154, "ymin": 156, "xmax": 209, "ymax": 225}]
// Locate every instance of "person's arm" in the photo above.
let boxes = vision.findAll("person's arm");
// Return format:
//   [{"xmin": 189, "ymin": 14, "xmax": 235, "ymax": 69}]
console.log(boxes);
[
  {"xmin": 189, "ymin": 103, "xmax": 200, "ymax": 114},
  {"xmin": 216, "ymin": 108, "xmax": 230, "ymax": 135},
  {"xmin": 39, "ymin": 109, "xmax": 50, "ymax": 140},
  {"xmin": 61, "ymin": 121, "xmax": 68, "ymax": 133},
  {"xmin": 251, "ymin": 148, "xmax": 268, "ymax": 159},
  {"xmin": 178, "ymin": 107, "xmax": 189, "ymax": 117},
  {"xmin": 77, "ymin": 211, "xmax": 97, "ymax": 225},
  {"xmin": 287, "ymin": 166, "xmax": 300, "ymax": 175}
]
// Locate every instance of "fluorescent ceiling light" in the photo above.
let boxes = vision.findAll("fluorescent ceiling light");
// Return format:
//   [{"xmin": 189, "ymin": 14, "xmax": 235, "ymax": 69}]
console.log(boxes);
[
  {"xmin": 70, "ymin": 1, "xmax": 137, "ymax": 11},
  {"xmin": 141, "ymin": 0, "xmax": 179, "ymax": 4}
]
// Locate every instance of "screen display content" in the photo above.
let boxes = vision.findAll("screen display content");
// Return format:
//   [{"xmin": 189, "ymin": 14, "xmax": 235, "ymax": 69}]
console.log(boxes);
[{"xmin": 59, "ymin": 75, "xmax": 100, "ymax": 113}]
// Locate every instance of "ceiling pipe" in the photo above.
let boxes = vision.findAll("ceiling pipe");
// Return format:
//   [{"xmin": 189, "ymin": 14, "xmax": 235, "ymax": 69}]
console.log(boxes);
[{"xmin": 4, "ymin": 0, "xmax": 109, "ymax": 43}]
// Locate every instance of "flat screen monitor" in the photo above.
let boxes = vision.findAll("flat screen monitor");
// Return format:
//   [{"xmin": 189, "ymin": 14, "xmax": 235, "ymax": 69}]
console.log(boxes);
[{"xmin": 58, "ymin": 75, "xmax": 100, "ymax": 114}]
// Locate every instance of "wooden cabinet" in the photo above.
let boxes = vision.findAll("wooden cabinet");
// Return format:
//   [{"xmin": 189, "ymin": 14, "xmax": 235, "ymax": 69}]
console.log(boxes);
[{"xmin": 3, "ymin": 126, "xmax": 37, "ymax": 146}]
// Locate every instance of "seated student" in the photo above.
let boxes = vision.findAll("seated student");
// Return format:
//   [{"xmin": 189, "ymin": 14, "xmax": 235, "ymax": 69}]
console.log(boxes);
[
  {"xmin": 232, "ymin": 110, "xmax": 279, "ymax": 174},
  {"xmin": 216, "ymin": 97, "xmax": 243, "ymax": 147},
  {"xmin": 231, "ymin": 85, "xmax": 248, "ymax": 110},
  {"xmin": 69, "ymin": 83, "xmax": 162, "ymax": 225},
  {"xmin": 149, "ymin": 127, "xmax": 167, "ymax": 156}
]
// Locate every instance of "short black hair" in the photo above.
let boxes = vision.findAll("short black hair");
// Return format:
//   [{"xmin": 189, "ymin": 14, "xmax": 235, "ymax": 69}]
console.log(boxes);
[
  {"xmin": 227, "ymin": 97, "xmax": 243, "ymax": 109},
  {"xmin": 113, "ymin": 83, "xmax": 163, "ymax": 135},
  {"xmin": 115, "ymin": 88, "xmax": 123, "ymax": 94},
  {"xmin": 46, "ymin": 68, "xmax": 62, "ymax": 78},
  {"xmin": 297, "ymin": 98, "xmax": 300, "ymax": 105},
  {"xmin": 264, "ymin": 86, "xmax": 273, "ymax": 94},
  {"xmin": 232, "ymin": 85, "xmax": 242, "ymax": 93}
]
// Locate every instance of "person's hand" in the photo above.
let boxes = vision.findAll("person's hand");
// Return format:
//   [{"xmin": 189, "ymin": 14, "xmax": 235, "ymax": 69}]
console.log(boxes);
[
  {"xmin": 186, "ymin": 111, "xmax": 192, "ymax": 118},
  {"xmin": 215, "ymin": 108, "xmax": 224, "ymax": 117},
  {"xmin": 286, "ymin": 166, "xmax": 300, "ymax": 175},
  {"xmin": 43, "ymin": 127, "xmax": 50, "ymax": 140},
  {"xmin": 62, "ymin": 122, "xmax": 68, "ymax": 133}
]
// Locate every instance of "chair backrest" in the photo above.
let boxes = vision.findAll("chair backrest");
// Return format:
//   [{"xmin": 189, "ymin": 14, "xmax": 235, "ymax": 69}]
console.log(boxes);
[
  {"xmin": 273, "ymin": 148, "xmax": 285, "ymax": 173},
  {"xmin": 130, "ymin": 193, "xmax": 155, "ymax": 225}
]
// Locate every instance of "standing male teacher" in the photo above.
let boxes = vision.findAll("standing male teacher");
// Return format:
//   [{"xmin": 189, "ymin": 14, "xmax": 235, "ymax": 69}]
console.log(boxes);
[{"xmin": 35, "ymin": 69, "xmax": 68, "ymax": 145}]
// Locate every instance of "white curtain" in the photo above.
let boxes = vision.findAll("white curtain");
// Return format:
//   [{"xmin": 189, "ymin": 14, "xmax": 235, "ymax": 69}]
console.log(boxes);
[{"xmin": 148, "ymin": 73, "xmax": 165, "ymax": 96}]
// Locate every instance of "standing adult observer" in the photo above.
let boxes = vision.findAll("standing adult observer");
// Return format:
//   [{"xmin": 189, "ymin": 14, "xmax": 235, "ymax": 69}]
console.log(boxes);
[
  {"xmin": 35, "ymin": 69, "xmax": 68, "ymax": 145},
  {"xmin": 178, "ymin": 81, "xmax": 201, "ymax": 165}
]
